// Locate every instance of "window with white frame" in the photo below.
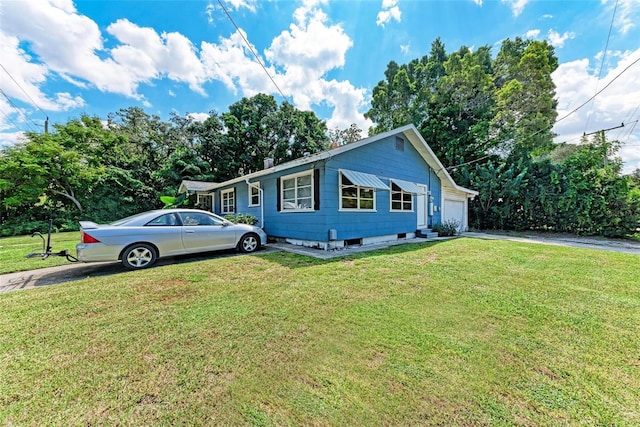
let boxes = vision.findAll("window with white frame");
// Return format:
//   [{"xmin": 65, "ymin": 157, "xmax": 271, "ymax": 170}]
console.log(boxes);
[
  {"xmin": 340, "ymin": 173, "xmax": 375, "ymax": 210},
  {"xmin": 390, "ymin": 182, "xmax": 413, "ymax": 211},
  {"xmin": 196, "ymin": 193, "xmax": 213, "ymax": 212},
  {"xmin": 248, "ymin": 182, "xmax": 261, "ymax": 207},
  {"xmin": 281, "ymin": 171, "xmax": 313, "ymax": 211},
  {"xmin": 221, "ymin": 188, "xmax": 235, "ymax": 214}
]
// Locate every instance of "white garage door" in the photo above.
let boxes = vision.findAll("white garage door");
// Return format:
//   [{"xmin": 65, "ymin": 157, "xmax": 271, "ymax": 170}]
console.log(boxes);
[{"xmin": 443, "ymin": 199, "xmax": 465, "ymax": 231}]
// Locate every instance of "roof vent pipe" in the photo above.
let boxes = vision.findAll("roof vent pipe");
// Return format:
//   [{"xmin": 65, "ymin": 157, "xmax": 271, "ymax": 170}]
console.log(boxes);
[{"xmin": 264, "ymin": 158, "xmax": 274, "ymax": 169}]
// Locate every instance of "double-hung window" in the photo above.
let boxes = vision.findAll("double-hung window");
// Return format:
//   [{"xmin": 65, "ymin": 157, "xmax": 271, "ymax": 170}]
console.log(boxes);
[
  {"xmin": 221, "ymin": 188, "xmax": 235, "ymax": 214},
  {"xmin": 340, "ymin": 173, "xmax": 375, "ymax": 210},
  {"xmin": 248, "ymin": 182, "xmax": 261, "ymax": 207},
  {"xmin": 281, "ymin": 171, "xmax": 313, "ymax": 211},
  {"xmin": 390, "ymin": 182, "xmax": 413, "ymax": 211}
]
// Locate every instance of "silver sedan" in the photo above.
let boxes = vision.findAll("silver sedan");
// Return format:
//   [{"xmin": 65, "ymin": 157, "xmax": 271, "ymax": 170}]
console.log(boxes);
[{"xmin": 76, "ymin": 209, "xmax": 267, "ymax": 269}]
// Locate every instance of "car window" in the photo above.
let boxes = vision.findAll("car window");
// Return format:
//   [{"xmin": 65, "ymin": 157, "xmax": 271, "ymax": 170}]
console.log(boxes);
[
  {"xmin": 146, "ymin": 213, "xmax": 178, "ymax": 226},
  {"xmin": 180, "ymin": 212, "xmax": 224, "ymax": 226}
]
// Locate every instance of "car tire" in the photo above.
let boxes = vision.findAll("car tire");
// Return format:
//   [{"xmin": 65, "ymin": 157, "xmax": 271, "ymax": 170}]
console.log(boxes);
[
  {"xmin": 122, "ymin": 243, "xmax": 158, "ymax": 269},
  {"xmin": 238, "ymin": 233, "xmax": 260, "ymax": 253}
]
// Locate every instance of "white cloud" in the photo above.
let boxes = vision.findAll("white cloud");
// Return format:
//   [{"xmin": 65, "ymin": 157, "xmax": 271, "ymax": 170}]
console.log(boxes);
[
  {"xmin": 206, "ymin": 2, "xmax": 216, "ymax": 24},
  {"xmin": 224, "ymin": 0, "xmax": 258, "ymax": 12},
  {"xmin": 501, "ymin": 0, "xmax": 529, "ymax": 17},
  {"xmin": 1, "ymin": 0, "xmax": 142, "ymax": 99},
  {"xmin": 547, "ymin": 29, "xmax": 575, "ymax": 48},
  {"xmin": 603, "ymin": 0, "xmax": 640, "ymax": 34},
  {"xmin": 201, "ymin": 29, "xmax": 275, "ymax": 94},
  {"xmin": 376, "ymin": 0, "xmax": 402, "ymax": 27},
  {"xmin": 525, "ymin": 29, "xmax": 541, "ymax": 38},
  {"xmin": 400, "ymin": 43, "xmax": 410, "ymax": 54},
  {"xmin": 552, "ymin": 48, "xmax": 640, "ymax": 173},
  {"xmin": 0, "ymin": 130, "xmax": 26, "ymax": 147},
  {"xmin": 0, "ymin": 32, "xmax": 85, "ymax": 112},
  {"xmin": 268, "ymin": 2, "xmax": 371, "ymax": 131},
  {"xmin": 472, "ymin": 0, "xmax": 483, "ymax": 5},
  {"xmin": 187, "ymin": 112, "xmax": 210, "ymax": 122},
  {"xmin": 0, "ymin": 0, "xmax": 373, "ymax": 139}
]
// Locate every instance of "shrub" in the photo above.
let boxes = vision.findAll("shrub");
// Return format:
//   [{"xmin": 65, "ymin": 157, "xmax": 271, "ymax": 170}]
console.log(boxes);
[
  {"xmin": 432, "ymin": 219, "xmax": 461, "ymax": 237},
  {"xmin": 223, "ymin": 213, "xmax": 259, "ymax": 225}
]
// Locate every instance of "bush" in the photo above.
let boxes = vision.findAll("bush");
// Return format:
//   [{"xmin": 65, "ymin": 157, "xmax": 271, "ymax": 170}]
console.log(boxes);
[
  {"xmin": 432, "ymin": 219, "xmax": 461, "ymax": 237},
  {"xmin": 223, "ymin": 213, "xmax": 259, "ymax": 225}
]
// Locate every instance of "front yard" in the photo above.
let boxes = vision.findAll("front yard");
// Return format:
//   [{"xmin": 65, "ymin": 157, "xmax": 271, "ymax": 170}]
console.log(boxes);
[{"xmin": 1, "ymin": 238, "xmax": 638, "ymax": 425}]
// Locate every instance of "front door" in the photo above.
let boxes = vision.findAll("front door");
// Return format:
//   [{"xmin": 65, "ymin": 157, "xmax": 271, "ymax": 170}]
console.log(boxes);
[{"xmin": 416, "ymin": 184, "xmax": 428, "ymax": 228}]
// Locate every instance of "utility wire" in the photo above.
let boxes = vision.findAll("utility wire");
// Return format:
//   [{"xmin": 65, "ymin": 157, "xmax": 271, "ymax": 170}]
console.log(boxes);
[
  {"xmin": 216, "ymin": 0, "xmax": 291, "ymax": 104},
  {"xmin": 0, "ymin": 108, "xmax": 22, "ymax": 131},
  {"xmin": 445, "ymin": 54, "xmax": 640, "ymax": 171},
  {"xmin": 584, "ymin": 0, "xmax": 618, "ymax": 133},
  {"xmin": 556, "ymin": 55, "xmax": 640, "ymax": 124},
  {"xmin": 0, "ymin": 63, "xmax": 48, "ymax": 119},
  {"xmin": 0, "ymin": 89, "xmax": 38, "ymax": 132}
]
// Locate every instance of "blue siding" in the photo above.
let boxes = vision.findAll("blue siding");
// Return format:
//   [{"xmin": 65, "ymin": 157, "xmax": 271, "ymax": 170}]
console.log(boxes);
[{"xmin": 214, "ymin": 134, "xmax": 443, "ymax": 243}]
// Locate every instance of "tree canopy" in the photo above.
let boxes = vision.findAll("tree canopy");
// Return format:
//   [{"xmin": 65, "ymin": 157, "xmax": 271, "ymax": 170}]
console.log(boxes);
[
  {"xmin": 365, "ymin": 37, "xmax": 638, "ymax": 237},
  {"xmin": 0, "ymin": 95, "xmax": 328, "ymax": 235},
  {"xmin": 1, "ymin": 39, "xmax": 638, "ymax": 239}
]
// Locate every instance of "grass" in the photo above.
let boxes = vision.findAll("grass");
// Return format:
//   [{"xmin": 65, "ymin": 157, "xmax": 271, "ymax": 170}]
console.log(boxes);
[
  {"xmin": 1, "ymin": 238, "xmax": 639, "ymax": 425},
  {"xmin": 0, "ymin": 231, "xmax": 80, "ymax": 274}
]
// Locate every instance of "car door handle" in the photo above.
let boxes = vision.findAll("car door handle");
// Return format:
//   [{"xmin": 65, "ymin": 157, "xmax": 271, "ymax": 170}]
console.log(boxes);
[{"xmin": 185, "ymin": 230, "xmax": 195, "ymax": 233}]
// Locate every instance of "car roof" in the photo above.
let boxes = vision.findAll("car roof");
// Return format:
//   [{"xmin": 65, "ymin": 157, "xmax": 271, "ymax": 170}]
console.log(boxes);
[{"xmin": 111, "ymin": 209, "xmax": 217, "ymax": 226}]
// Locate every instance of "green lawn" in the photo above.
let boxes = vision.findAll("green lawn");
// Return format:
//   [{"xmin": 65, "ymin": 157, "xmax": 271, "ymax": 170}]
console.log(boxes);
[
  {"xmin": 0, "ymin": 231, "xmax": 80, "ymax": 274},
  {"xmin": 1, "ymin": 238, "xmax": 639, "ymax": 425}
]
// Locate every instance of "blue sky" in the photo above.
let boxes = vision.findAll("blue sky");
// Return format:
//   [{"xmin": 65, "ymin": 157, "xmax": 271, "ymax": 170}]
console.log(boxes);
[{"xmin": 1, "ymin": 0, "xmax": 639, "ymax": 172}]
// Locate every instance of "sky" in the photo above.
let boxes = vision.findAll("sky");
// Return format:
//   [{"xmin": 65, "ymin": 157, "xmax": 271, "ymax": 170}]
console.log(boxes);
[{"xmin": 1, "ymin": 0, "xmax": 639, "ymax": 173}]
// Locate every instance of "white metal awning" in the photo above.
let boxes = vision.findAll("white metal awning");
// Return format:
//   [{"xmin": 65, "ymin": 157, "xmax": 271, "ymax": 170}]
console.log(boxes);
[
  {"xmin": 340, "ymin": 169, "xmax": 389, "ymax": 190},
  {"xmin": 390, "ymin": 179, "xmax": 425, "ymax": 194}
]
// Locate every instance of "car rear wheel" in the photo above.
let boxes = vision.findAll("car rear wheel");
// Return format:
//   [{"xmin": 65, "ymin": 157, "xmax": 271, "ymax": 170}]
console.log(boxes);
[
  {"xmin": 238, "ymin": 233, "xmax": 259, "ymax": 253},
  {"xmin": 122, "ymin": 243, "xmax": 157, "ymax": 269}
]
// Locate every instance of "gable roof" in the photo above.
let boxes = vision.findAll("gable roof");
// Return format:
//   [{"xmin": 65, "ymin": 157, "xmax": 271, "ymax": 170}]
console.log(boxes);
[
  {"xmin": 182, "ymin": 125, "xmax": 477, "ymax": 196},
  {"xmin": 178, "ymin": 180, "xmax": 218, "ymax": 193}
]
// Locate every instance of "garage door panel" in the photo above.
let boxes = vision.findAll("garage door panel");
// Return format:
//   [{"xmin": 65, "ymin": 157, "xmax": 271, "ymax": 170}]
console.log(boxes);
[{"xmin": 443, "ymin": 199, "xmax": 465, "ymax": 231}]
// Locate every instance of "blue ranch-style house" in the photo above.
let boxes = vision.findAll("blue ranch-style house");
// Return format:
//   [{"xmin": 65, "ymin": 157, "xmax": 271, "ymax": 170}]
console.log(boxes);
[{"xmin": 179, "ymin": 124, "xmax": 478, "ymax": 250}]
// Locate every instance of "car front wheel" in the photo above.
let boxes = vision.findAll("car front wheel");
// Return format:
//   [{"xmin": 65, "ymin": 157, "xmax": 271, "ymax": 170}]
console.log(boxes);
[
  {"xmin": 238, "ymin": 233, "xmax": 260, "ymax": 253},
  {"xmin": 122, "ymin": 243, "xmax": 157, "ymax": 269}
]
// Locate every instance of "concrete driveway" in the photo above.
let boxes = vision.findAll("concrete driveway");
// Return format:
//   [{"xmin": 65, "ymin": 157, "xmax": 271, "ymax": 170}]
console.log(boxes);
[{"xmin": 2, "ymin": 233, "xmax": 638, "ymax": 294}]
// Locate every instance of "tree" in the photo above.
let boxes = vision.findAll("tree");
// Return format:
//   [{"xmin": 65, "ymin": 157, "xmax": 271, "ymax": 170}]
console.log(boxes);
[
  {"xmin": 214, "ymin": 94, "xmax": 329, "ymax": 179},
  {"xmin": 491, "ymin": 39, "xmax": 558, "ymax": 157},
  {"xmin": 328, "ymin": 123, "xmax": 363, "ymax": 147}
]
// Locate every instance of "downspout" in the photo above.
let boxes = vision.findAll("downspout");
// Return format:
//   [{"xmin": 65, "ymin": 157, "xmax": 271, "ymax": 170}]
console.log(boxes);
[{"xmin": 245, "ymin": 179, "xmax": 264, "ymax": 228}]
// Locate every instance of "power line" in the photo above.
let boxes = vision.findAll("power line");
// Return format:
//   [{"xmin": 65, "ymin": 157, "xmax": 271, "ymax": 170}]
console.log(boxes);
[
  {"xmin": 556, "ymin": 55, "xmax": 640, "ymax": 124},
  {"xmin": 584, "ymin": 0, "xmax": 618, "ymax": 134},
  {"xmin": 0, "ymin": 89, "xmax": 38, "ymax": 132},
  {"xmin": 0, "ymin": 63, "xmax": 49, "ymax": 133},
  {"xmin": 0, "ymin": 63, "xmax": 48, "ymax": 119},
  {"xmin": 0, "ymin": 108, "xmax": 22, "ymax": 131},
  {"xmin": 216, "ymin": 0, "xmax": 291, "ymax": 104}
]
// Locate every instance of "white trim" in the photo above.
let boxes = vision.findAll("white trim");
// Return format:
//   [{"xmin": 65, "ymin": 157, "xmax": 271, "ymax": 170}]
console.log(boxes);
[
  {"xmin": 339, "ymin": 171, "xmax": 377, "ymax": 211},
  {"xmin": 248, "ymin": 181, "xmax": 261, "ymax": 207},
  {"xmin": 390, "ymin": 178, "xmax": 424, "ymax": 194},
  {"xmin": 339, "ymin": 169, "xmax": 389, "ymax": 190},
  {"xmin": 203, "ymin": 125, "xmax": 477, "ymax": 198},
  {"xmin": 389, "ymin": 181, "xmax": 414, "ymax": 212},
  {"xmin": 221, "ymin": 188, "xmax": 235, "ymax": 214},
  {"xmin": 196, "ymin": 193, "xmax": 214, "ymax": 212},
  {"xmin": 280, "ymin": 170, "xmax": 314, "ymax": 212}
]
